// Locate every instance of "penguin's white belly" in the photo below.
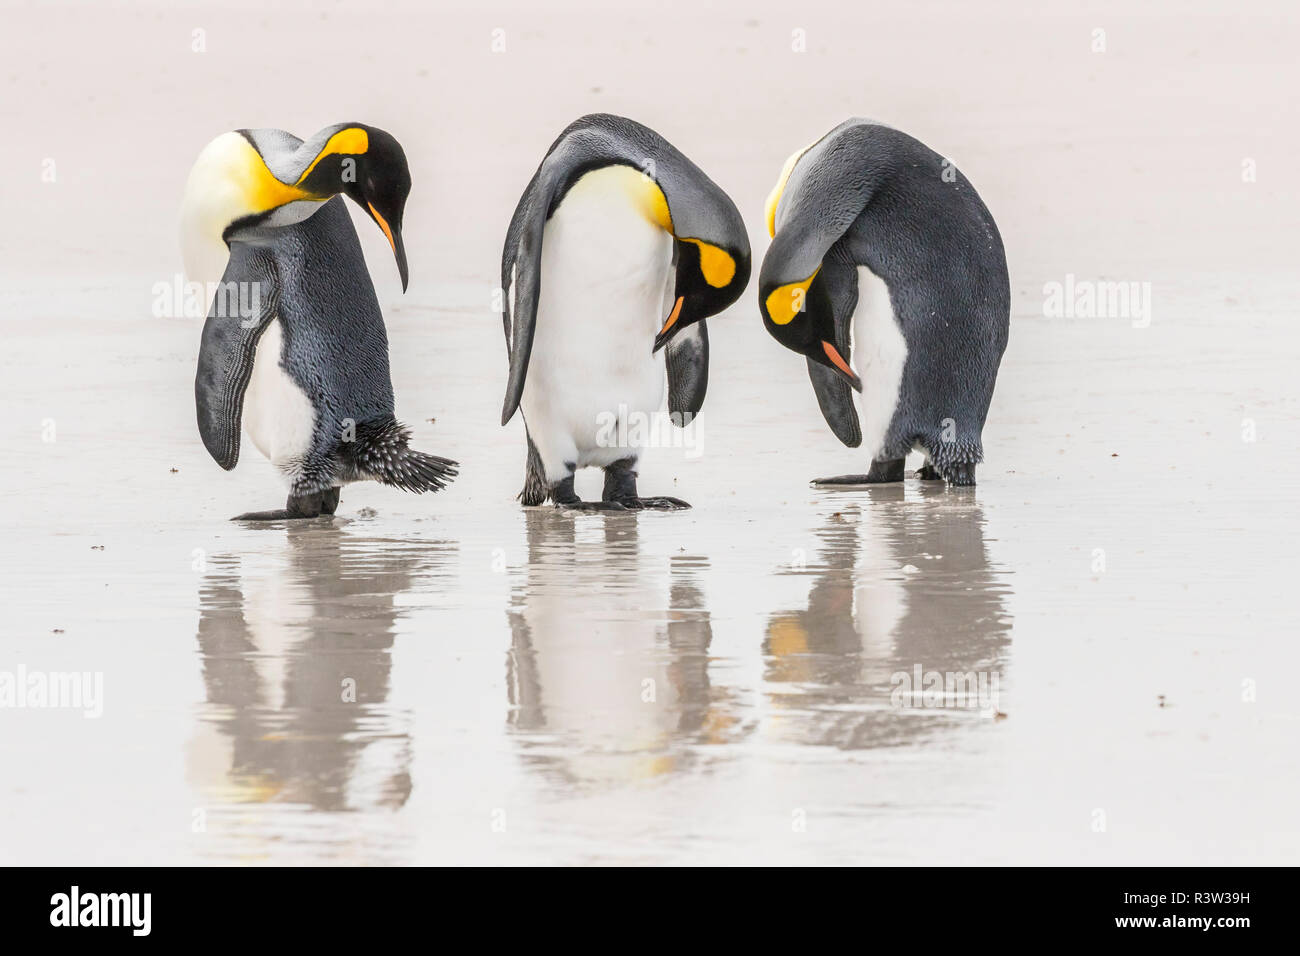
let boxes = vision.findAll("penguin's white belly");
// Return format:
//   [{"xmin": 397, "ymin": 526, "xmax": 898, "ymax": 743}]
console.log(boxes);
[
  {"xmin": 520, "ymin": 170, "xmax": 673, "ymax": 483},
  {"xmin": 851, "ymin": 265, "xmax": 909, "ymax": 460},
  {"xmin": 522, "ymin": 574, "xmax": 679, "ymax": 782},
  {"xmin": 242, "ymin": 319, "xmax": 317, "ymax": 474}
]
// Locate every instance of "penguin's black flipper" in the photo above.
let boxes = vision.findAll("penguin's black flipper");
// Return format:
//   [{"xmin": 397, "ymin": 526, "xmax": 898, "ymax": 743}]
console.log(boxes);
[
  {"xmin": 500, "ymin": 184, "xmax": 546, "ymax": 427},
  {"xmin": 195, "ymin": 243, "xmax": 280, "ymax": 470},
  {"xmin": 805, "ymin": 257, "xmax": 861, "ymax": 448},
  {"xmin": 666, "ymin": 320, "xmax": 708, "ymax": 422},
  {"xmin": 806, "ymin": 358, "xmax": 860, "ymax": 447}
]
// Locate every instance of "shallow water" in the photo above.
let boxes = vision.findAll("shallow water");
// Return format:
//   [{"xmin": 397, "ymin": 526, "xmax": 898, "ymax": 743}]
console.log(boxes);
[
  {"xmin": 3, "ymin": 298, "xmax": 1296, "ymax": 865},
  {"xmin": 2, "ymin": 0, "xmax": 1298, "ymax": 865}
]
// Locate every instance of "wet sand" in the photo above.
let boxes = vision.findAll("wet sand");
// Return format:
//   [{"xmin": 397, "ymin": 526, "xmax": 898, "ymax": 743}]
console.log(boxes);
[{"xmin": 2, "ymin": 0, "xmax": 1298, "ymax": 864}]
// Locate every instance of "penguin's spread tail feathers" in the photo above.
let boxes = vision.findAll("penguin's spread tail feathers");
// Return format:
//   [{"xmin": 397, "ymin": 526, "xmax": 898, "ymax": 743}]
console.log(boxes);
[
  {"xmin": 518, "ymin": 434, "xmax": 548, "ymax": 506},
  {"xmin": 344, "ymin": 419, "xmax": 458, "ymax": 494}
]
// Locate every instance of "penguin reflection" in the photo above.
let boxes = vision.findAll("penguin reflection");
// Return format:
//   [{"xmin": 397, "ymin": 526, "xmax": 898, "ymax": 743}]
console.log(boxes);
[
  {"xmin": 190, "ymin": 524, "xmax": 446, "ymax": 810},
  {"xmin": 764, "ymin": 485, "xmax": 1011, "ymax": 748},
  {"xmin": 507, "ymin": 511, "xmax": 735, "ymax": 787}
]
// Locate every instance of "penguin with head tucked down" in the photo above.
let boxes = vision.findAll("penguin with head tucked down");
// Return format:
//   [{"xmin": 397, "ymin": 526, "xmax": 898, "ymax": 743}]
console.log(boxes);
[
  {"xmin": 500, "ymin": 114, "xmax": 750, "ymax": 510},
  {"xmin": 181, "ymin": 123, "xmax": 457, "ymax": 519},
  {"xmin": 760, "ymin": 119, "xmax": 1010, "ymax": 486}
]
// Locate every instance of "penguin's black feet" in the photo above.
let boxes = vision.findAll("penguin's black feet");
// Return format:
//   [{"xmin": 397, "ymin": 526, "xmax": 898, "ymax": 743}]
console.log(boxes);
[
  {"xmin": 916, "ymin": 463, "xmax": 943, "ymax": 481},
  {"xmin": 600, "ymin": 457, "xmax": 691, "ymax": 510},
  {"xmin": 621, "ymin": 496, "xmax": 691, "ymax": 510},
  {"xmin": 545, "ymin": 472, "xmax": 628, "ymax": 510},
  {"xmin": 232, "ymin": 491, "xmax": 333, "ymax": 521},
  {"xmin": 812, "ymin": 458, "xmax": 905, "ymax": 485},
  {"xmin": 232, "ymin": 510, "xmax": 298, "ymax": 521},
  {"xmin": 946, "ymin": 462, "xmax": 977, "ymax": 487},
  {"xmin": 557, "ymin": 500, "xmax": 630, "ymax": 511}
]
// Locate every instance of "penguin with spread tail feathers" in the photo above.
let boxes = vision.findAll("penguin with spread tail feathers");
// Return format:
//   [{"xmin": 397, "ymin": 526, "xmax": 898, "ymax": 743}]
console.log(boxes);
[
  {"xmin": 181, "ymin": 123, "xmax": 457, "ymax": 519},
  {"xmin": 759, "ymin": 119, "xmax": 1009, "ymax": 486},
  {"xmin": 500, "ymin": 114, "xmax": 750, "ymax": 510}
]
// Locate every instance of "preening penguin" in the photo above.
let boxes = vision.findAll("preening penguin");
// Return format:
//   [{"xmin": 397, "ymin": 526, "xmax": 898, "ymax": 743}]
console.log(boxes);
[
  {"xmin": 181, "ymin": 123, "xmax": 457, "ymax": 519},
  {"xmin": 500, "ymin": 114, "xmax": 750, "ymax": 510},
  {"xmin": 760, "ymin": 119, "xmax": 1010, "ymax": 486}
]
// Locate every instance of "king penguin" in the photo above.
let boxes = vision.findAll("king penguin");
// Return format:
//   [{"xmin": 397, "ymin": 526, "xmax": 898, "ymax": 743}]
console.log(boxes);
[
  {"xmin": 500, "ymin": 114, "xmax": 750, "ymax": 510},
  {"xmin": 180, "ymin": 123, "xmax": 457, "ymax": 520},
  {"xmin": 759, "ymin": 118, "xmax": 1010, "ymax": 486}
]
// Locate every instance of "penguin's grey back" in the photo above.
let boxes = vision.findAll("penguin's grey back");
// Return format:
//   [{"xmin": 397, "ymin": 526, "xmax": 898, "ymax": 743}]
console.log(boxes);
[
  {"xmin": 829, "ymin": 120, "xmax": 1009, "ymax": 345},
  {"xmin": 263, "ymin": 197, "xmax": 396, "ymax": 450},
  {"xmin": 810, "ymin": 121, "xmax": 1010, "ymax": 458}
]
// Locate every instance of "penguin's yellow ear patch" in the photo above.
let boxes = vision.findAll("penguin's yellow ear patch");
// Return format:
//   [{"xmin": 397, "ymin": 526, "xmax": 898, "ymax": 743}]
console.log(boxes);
[
  {"xmin": 765, "ymin": 269, "xmax": 819, "ymax": 325},
  {"xmin": 682, "ymin": 238, "xmax": 736, "ymax": 288},
  {"xmin": 295, "ymin": 127, "xmax": 370, "ymax": 185},
  {"xmin": 765, "ymin": 143, "xmax": 813, "ymax": 238}
]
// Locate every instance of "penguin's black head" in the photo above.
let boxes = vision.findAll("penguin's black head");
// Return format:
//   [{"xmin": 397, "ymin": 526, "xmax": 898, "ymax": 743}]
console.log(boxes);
[
  {"xmin": 299, "ymin": 124, "xmax": 412, "ymax": 291},
  {"xmin": 652, "ymin": 237, "xmax": 752, "ymax": 352},
  {"xmin": 759, "ymin": 266, "xmax": 862, "ymax": 393}
]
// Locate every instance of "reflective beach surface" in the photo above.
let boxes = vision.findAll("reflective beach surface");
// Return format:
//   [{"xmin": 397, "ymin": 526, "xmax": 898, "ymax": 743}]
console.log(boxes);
[
  {"xmin": 4, "ymin": 304, "xmax": 1296, "ymax": 865},
  {"xmin": 2, "ymin": 1, "xmax": 1297, "ymax": 864}
]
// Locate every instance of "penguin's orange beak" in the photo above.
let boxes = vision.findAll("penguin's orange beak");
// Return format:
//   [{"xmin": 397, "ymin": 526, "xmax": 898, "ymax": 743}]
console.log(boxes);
[
  {"xmin": 367, "ymin": 202, "xmax": 409, "ymax": 291},
  {"xmin": 652, "ymin": 296, "xmax": 685, "ymax": 352},
  {"xmin": 822, "ymin": 340, "xmax": 862, "ymax": 392}
]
